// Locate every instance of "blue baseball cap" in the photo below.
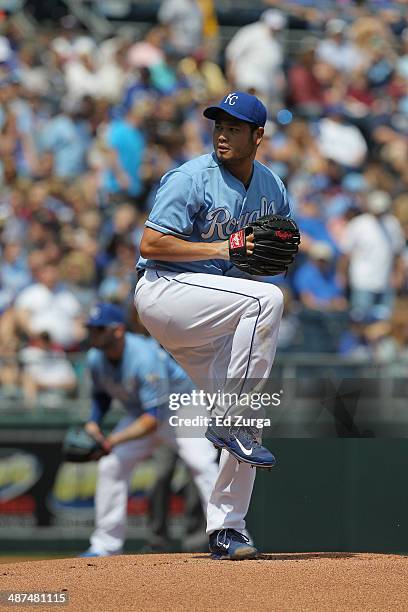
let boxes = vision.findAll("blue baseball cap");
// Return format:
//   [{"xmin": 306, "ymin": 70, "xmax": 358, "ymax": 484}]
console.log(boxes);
[
  {"xmin": 86, "ymin": 303, "xmax": 124, "ymax": 327},
  {"xmin": 203, "ymin": 92, "xmax": 267, "ymax": 127}
]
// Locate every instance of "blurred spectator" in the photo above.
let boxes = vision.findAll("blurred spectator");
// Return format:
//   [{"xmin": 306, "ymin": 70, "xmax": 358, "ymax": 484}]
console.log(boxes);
[
  {"xmin": 317, "ymin": 19, "xmax": 366, "ymax": 74},
  {"xmin": 225, "ymin": 9, "xmax": 286, "ymax": 104},
  {"xmin": 59, "ymin": 250, "xmax": 96, "ymax": 310},
  {"xmin": 122, "ymin": 66, "xmax": 159, "ymax": 112},
  {"xmin": 127, "ymin": 28, "xmax": 166, "ymax": 72},
  {"xmin": 338, "ymin": 313, "xmax": 391, "ymax": 360},
  {"xmin": 63, "ymin": 36, "xmax": 98, "ymax": 102},
  {"xmin": 158, "ymin": 0, "xmax": 204, "ymax": 57},
  {"xmin": 178, "ymin": 49, "xmax": 227, "ymax": 103},
  {"xmin": 296, "ymin": 199, "xmax": 339, "ymax": 254},
  {"xmin": 93, "ymin": 38, "xmax": 127, "ymax": 103},
  {"xmin": 99, "ymin": 202, "xmax": 140, "ymax": 263},
  {"xmin": 14, "ymin": 262, "xmax": 84, "ymax": 349},
  {"xmin": 98, "ymin": 237, "xmax": 137, "ymax": 305},
  {"xmin": 340, "ymin": 190, "xmax": 405, "ymax": 320},
  {"xmin": 294, "ymin": 242, "xmax": 347, "ymax": 312},
  {"xmin": 40, "ymin": 98, "xmax": 91, "ymax": 179},
  {"xmin": 348, "ymin": 15, "xmax": 395, "ymax": 55},
  {"xmin": 327, "ymin": 201, "xmax": 362, "ymax": 252},
  {"xmin": 102, "ymin": 99, "xmax": 149, "ymax": 204},
  {"xmin": 20, "ymin": 331, "xmax": 77, "ymax": 407},
  {"xmin": 317, "ymin": 107, "xmax": 368, "ymax": 169},
  {"xmin": 264, "ymin": 118, "xmax": 322, "ymax": 178},
  {"xmin": 287, "ymin": 37, "xmax": 324, "ymax": 118},
  {"xmin": 0, "ymin": 238, "xmax": 31, "ymax": 309},
  {"xmin": 17, "ymin": 44, "xmax": 49, "ymax": 95},
  {"xmin": 343, "ymin": 70, "xmax": 376, "ymax": 119}
]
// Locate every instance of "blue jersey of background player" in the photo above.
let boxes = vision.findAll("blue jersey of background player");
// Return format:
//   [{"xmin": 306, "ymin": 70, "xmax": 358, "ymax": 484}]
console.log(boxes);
[
  {"xmin": 138, "ymin": 94, "xmax": 290, "ymax": 276},
  {"xmin": 84, "ymin": 303, "xmax": 192, "ymax": 448},
  {"xmin": 144, "ymin": 336, "xmax": 194, "ymax": 397}
]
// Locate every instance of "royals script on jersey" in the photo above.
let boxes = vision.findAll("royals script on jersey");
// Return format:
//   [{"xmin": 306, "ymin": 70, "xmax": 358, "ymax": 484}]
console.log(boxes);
[{"xmin": 138, "ymin": 152, "xmax": 291, "ymax": 275}]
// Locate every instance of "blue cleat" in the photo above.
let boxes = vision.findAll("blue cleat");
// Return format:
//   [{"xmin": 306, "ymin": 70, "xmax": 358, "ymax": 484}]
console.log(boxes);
[
  {"xmin": 209, "ymin": 529, "xmax": 258, "ymax": 560},
  {"xmin": 78, "ymin": 549, "xmax": 119, "ymax": 558},
  {"xmin": 205, "ymin": 424, "xmax": 276, "ymax": 468}
]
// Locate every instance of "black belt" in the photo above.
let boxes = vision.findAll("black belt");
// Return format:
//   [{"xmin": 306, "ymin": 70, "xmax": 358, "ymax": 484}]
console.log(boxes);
[{"xmin": 136, "ymin": 269, "xmax": 145, "ymax": 283}]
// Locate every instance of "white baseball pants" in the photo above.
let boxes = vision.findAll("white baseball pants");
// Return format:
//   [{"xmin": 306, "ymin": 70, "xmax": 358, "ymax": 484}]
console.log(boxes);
[
  {"xmin": 90, "ymin": 414, "xmax": 218, "ymax": 554},
  {"xmin": 134, "ymin": 269, "xmax": 284, "ymax": 535}
]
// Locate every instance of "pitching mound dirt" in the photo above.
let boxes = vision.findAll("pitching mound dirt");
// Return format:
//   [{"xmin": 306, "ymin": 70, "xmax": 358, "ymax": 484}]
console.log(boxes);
[{"xmin": 1, "ymin": 553, "xmax": 407, "ymax": 611}]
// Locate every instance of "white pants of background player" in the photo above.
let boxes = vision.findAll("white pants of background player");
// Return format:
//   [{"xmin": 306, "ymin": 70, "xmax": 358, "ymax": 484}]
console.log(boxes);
[
  {"xmin": 90, "ymin": 414, "xmax": 218, "ymax": 554},
  {"xmin": 134, "ymin": 269, "xmax": 284, "ymax": 535}
]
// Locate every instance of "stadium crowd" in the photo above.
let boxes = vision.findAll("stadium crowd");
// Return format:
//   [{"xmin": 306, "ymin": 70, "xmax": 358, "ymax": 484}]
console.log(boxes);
[{"xmin": 0, "ymin": 0, "xmax": 407, "ymax": 405}]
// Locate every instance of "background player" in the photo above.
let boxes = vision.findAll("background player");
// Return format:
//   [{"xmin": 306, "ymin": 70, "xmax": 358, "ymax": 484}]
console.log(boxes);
[
  {"xmin": 80, "ymin": 303, "xmax": 218, "ymax": 557},
  {"xmin": 135, "ymin": 91, "xmax": 293, "ymax": 560}
]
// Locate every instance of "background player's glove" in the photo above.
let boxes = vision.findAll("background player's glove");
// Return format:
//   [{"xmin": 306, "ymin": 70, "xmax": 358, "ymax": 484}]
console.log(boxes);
[
  {"xmin": 62, "ymin": 426, "xmax": 112, "ymax": 462},
  {"xmin": 228, "ymin": 214, "xmax": 300, "ymax": 276}
]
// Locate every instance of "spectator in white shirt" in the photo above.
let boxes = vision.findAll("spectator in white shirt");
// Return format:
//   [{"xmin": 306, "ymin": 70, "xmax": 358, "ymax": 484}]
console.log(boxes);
[
  {"xmin": 20, "ymin": 331, "xmax": 77, "ymax": 407},
  {"xmin": 64, "ymin": 36, "xmax": 99, "ymax": 103},
  {"xmin": 317, "ymin": 107, "xmax": 368, "ymax": 168},
  {"xmin": 340, "ymin": 190, "xmax": 405, "ymax": 320},
  {"xmin": 15, "ymin": 262, "xmax": 84, "ymax": 349},
  {"xmin": 225, "ymin": 9, "xmax": 287, "ymax": 103},
  {"xmin": 317, "ymin": 19, "xmax": 366, "ymax": 74}
]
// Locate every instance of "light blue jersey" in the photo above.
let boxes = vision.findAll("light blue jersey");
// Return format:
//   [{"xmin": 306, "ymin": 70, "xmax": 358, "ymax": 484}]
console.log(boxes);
[
  {"xmin": 87, "ymin": 332, "xmax": 192, "ymax": 423},
  {"xmin": 138, "ymin": 152, "xmax": 290, "ymax": 275},
  {"xmin": 144, "ymin": 336, "xmax": 194, "ymax": 396}
]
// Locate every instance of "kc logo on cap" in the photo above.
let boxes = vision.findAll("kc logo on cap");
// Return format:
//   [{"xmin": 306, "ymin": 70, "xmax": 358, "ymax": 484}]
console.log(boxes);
[
  {"xmin": 224, "ymin": 93, "xmax": 238, "ymax": 106},
  {"xmin": 90, "ymin": 305, "xmax": 101, "ymax": 319}
]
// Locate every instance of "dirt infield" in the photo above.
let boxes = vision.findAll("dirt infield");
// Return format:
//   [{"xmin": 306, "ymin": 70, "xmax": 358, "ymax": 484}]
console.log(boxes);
[{"xmin": 0, "ymin": 553, "xmax": 407, "ymax": 611}]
